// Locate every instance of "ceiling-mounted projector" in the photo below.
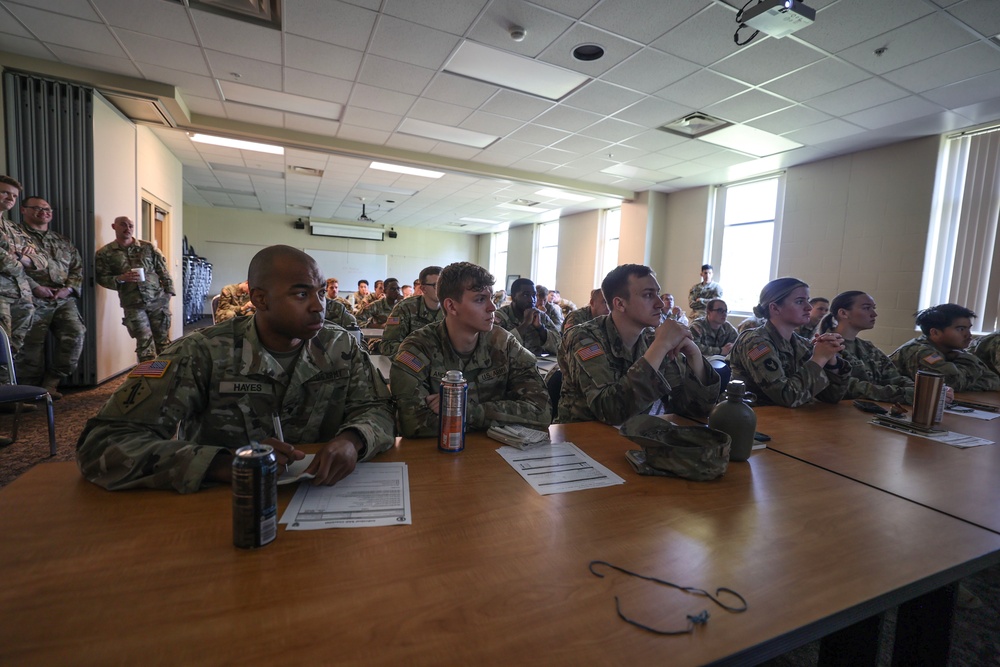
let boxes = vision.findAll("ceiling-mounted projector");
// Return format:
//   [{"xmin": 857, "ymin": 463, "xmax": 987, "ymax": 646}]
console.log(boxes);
[{"xmin": 741, "ymin": 0, "xmax": 815, "ymax": 38}]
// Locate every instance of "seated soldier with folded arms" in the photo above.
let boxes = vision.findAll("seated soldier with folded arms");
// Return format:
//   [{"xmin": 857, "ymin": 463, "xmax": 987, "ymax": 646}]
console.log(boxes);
[
  {"xmin": 558, "ymin": 264, "xmax": 720, "ymax": 424},
  {"xmin": 689, "ymin": 298, "xmax": 737, "ymax": 357},
  {"xmin": 970, "ymin": 330, "xmax": 1000, "ymax": 376},
  {"xmin": 390, "ymin": 262, "xmax": 550, "ymax": 438},
  {"xmin": 890, "ymin": 304, "xmax": 1000, "ymax": 392},
  {"xmin": 77, "ymin": 245, "xmax": 395, "ymax": 493},
  {"xmin": 494, "ymin": 277, "xmax": 561, "ymax": 357}
]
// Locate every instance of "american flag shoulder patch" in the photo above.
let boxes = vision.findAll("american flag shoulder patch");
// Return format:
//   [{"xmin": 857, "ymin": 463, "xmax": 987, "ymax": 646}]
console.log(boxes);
[
  {"xmin": 386, "ymin": 316, "xmax": 400, "ymax": 326},
  {"xmin": 747, "ymin": 343, "xmax": 771, "ymax": 362},
  {"xmin": 395, "ymin": 350, "xmax": 425, "ymax": 373},
  {"xmin": 922, "ymin": 352, "xmax": 943, "ymax": 365},
  {"xmin": 576, "ymin": 342, "xmax": 604, "ymax": 361},
  {"xmin": 129, "ymin": 359, "xmax": 171, "ymax": 378}
]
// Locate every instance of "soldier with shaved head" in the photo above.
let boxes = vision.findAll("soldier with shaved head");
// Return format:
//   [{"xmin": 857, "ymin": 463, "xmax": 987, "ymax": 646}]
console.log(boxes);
[{"xmin": 78, "ymin": 245, "xmax": 395, "ymax": 493}]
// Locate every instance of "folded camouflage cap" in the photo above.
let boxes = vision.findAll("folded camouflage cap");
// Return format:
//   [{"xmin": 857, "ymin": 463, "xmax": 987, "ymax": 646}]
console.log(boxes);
[{"xmin": 620, "ymin": 415, "xmax": 731, "ymax": 481}]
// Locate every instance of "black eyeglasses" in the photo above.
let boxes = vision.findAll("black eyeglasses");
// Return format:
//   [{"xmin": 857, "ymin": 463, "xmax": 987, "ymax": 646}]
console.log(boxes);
[{"xmin": 24, "ymin": 206, "xmax": 53, "ymax": 213}]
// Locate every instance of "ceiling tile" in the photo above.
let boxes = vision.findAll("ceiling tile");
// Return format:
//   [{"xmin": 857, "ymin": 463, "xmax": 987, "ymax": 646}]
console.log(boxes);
[
  {"xmin": 480, "ymin": 89, "xmax": 555, "ymax": 120},
  {"xmin": 225, "ymin": 102, "xmax": 284, "ymax": 126},
  {"xmin": 661, "ymin": 139, "xmax": 720, "ymax": 160},
  {"xmin": 710, "ymin": 36, "xmax": 825, "ymax": 85},
  {"xmin": 93, "ymin": 0, "xmax": 199, "ymax": 44},
  {"xmin": 782, "ymin": 118, "xmax": 867, "ymax": 145},
  {"xmin": 625, "ymin": 152, "xmax": 684, "ymax": 170},
  {"xmin": 357, "ymin": 55, "xmax": 435, "ymax": 96},
  {"xmin": 563, "ymin": 80, "xmax": 644, "ymax": 115},
  {"xmin": 538, "ymin": 23, "xmax": 642, "ymax": 77},
  {"xmin": 423, "ymin": 73, "xmax": 499, "ymax": 108},
  {"xmin": 10, "ymin": 6, "xmax": 123, "ymax": 57},
  {"xmin": 585, "ymin": 0, "xmax": 705, "ymax": 43},
  {"xmin": 118, "ymin": 30, "xmax": 210, "ymax": 76},
  {"xmin": 284, "ymin": 0, "xmax": 376, "ymax": 51},
  {"xmin": 746, "ymin": 105, "xmax": 833, "ymax": 135},
  {"xmin": 612, "ymin": 96, "xmax": 690, "ymax": 127},
  {"xmin": 807, "ymin": 77, "xmax": 909, "ymax": 115},
  {"xmin": 206, "ymin": 51, "xmax": 282, "ymax": 90},
  {"xmin": 601, "ymin": 47, "xmax": 700, "ymax": 93},
  {"xmin": 577, "ymin": 117, "xmax": 645, "ymax": 142},
  {"xmin": 285, "ymin": 35, "xmax": 363, "ymax": 80},
  {"xmin": 407, "ymin": 98, "xmax": 474, "ymax": 124},
  {"xmin": 796, "ymin": 0, "xmax": 936, "ymax": 52},
  {"xmin": 838, "ymin": 13, "xmax": 977, "ymax": 75},
  {"xmin": 693, "ymin": 149, "xmax": 755, "ymax": 168},
  {"xmin": 922, "ymin": 69, "xmax": 1000, "ymax": 108},
  {"xmin": 7, "ymin": 0, "xmax": 99, "ymax": 20},
  {"xmin": 844, "ymin": 95, "xmax": 946, "ymax": 129},
  {"xmin": 948, "ymin": 0, "xmax": 1000, "ymax": 36},
  {"xmin": 549, "ymin": 134, "xmax": 612, "ymax": 155},
  {"xmin": 459, "ymin": 111, "xmax": 525, "ymax": 136},
  {"xmin": 283, "ymin": 68, "xmax": 353, "ymax": 104},
  {"xmin": 342, "ymin": 106, "xmax": 402, "ymax": 131},
  {"xmin": 138, "ymin": 65, "xmax": 218, "ymax": 99},
  {"xmin": 369, "ymin": 15, "xmax": 460, "ymax": 69},
  {"xmin": 762, "ymin": 58, "xmax": 870, "ymax": 101},
  {"xmin": 467, "ymin": 0, "xmax": 575, "ymax": 57},
  {"xmin": 0, "ymin": 6, "xmax": 33, "ymax": 38},
  {"xmin": 384, "ymin": 134, "xmax": 439, "ymax": 152},
  {"xmin": 704, "ymin": 88, "xmax": 793, "ymax": 123},
  {"xmin": 883, "ymin": 42, "xmax": 1000, "ymax": 93},
  {"xmin": 654, "ymin": 69, "xmax": 749, "ymax": 109},
  {"xmin": 48, "ymin": 46, "xmax": 141, "ymax": 77},
  {"xmin": 191, "ymin": 9, "xmax": 281, "ymax": 63},
  {"xmin": 534, "ymin": 105, "xmax": 604, "ymax": 132},
  {"xmin": 532, "ymin": 0, "xmax": 600, "ymax": 19},
  {"xmin": 485, "ymin": 138, "xmax": 544, "ymax": 158},
  {"xmin": 350, "ymin": 84, "xmax": 417, "ymax": 115},
  {"xmin": 284, "ymin": 114, "xmax": 341, "ymax": 136},
  {"xmin": 651, "ymin": 4, "xmax": 742, "ymax": 66},
  {"xmin": 183, "ymin": 95, "xmax": 226, "ymax": 116},
  {"xmin": 508, "ymin": 123, "xmax": 571, "ymax": 146},
  {"xmin": 338, "ymin": 125, "xmax": 391, "ymax": 144},
  {"xmin": 620, "ymin": 129, "xmax": 689, "ymax": 152},
  {"xmin": 385, "ymin": 0, "xmax": 487, "ymax": 35}
]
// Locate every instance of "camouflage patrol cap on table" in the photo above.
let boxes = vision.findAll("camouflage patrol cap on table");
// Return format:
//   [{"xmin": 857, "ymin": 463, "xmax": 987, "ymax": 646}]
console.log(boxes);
[{"xmin": 619, "ymin": 415, "xmax": 731, "ymax": 481}]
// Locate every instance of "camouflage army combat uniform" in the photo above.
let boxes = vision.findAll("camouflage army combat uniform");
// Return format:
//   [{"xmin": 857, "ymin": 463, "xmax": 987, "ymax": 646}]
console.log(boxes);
[
  {"xmin": 389, "ymin": 320, "xmax": 551, "ymax": 438},
  {"xmin": 970, "ymin": 332, "xmax": 1000, "ymax": 376},
  {"xmin": 890, "ymin": 335, "xmax": 1000, "ymax": 392},
  {"xmin": 377, "ymin": 295, "xmax": 444, "ymax": 357},
  {"xmin": 558, "ymin": 299, "xmax": 577, "ymax": 318},
  {"xmin": 689, "ymin": 317, "xmax": 738, "ymax": 357},
  {"xmin": 76, "ymin": 317, "xmax": 395, "ymax": 493},
  {"xmin": 543, "ymin": 301, "xmax": 564, "ymax": 327},
  {"xmin": 730, "ymin": 321, "xmax": 850, "ymax": 407},
  {"xmin": 493, "ymin": 304, "xmax": 561, "ymax": 357},
  {"xmin": 737, "ymin": 315, "xmax": 766, "ymax": 334},
  {"xmin": 215, "ymin": 282, "xmax": 252, "ymax": 322},
  {"xmin": 840, "ymin": 337, "xmax": 915, "ymax": 404},
  {"xmin": 95, "ymin": 238, "xmax": 175, "ymax": 362},
  {"xmin": 325, "ymin": 298, "xmax": 357, "ymax": 329},
  {"xmin": 17, "ymin": 224, "xmax": 86, "ymax": 385},
  {"xmin": 688, "ymin": 281, "xmax": 722, "ymax": 317},
  {"xmin": 557, "ymin": 315, "xmax": 720, "ymax": 424},
  {"xmin": 0, "ymin": 214, "xmax": 37, "ymax": 354},
  {"xmin": 796, "ymin": 322, "xmax": 818, "ymax": 339},
  {"xmin": 358, "ymin": 297, "xmax": 403, "ymax": 328},
  {"xmin": 562, "ymin": 305, "xmax": 596, "ymax": 332}
]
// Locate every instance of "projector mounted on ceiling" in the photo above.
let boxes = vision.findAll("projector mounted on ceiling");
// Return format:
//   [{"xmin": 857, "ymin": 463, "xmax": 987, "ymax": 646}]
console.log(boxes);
[
  {"xmin": 358, "ymin": 203, "xmax": 376, "ymax": 223},
  {"xmin": 736, "ymin": 0, "xmax": 815, "ymax": 44}
]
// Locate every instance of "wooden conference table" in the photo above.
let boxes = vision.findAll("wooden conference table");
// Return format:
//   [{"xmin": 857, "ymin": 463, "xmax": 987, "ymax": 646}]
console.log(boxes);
[
  {"xmin": 3, "ymin": 423, "xmax": 1000, "ymax": 666},
  {"xmin": 758, "ymin": 392, "xmax": 1000, "ymax": 534}
]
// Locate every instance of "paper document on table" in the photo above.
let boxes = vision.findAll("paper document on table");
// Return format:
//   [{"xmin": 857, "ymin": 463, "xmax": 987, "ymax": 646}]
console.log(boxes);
[
  {"xmin": 944, "ymin": 406, "xmax": 1000, "ymax": 420},
  {"xmin": 870, "ymin": 419, "xmax": 994, "ymax": 448},
  {"xmin": 280, "ymin": 462, "xmax": 411, "ymax": 529},
  {"xmin": 497, "ymin": 442, "xmax": 625, "ymax": 495}
]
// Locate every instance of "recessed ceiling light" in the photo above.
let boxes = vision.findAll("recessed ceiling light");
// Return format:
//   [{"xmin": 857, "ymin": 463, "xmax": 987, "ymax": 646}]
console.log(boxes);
[
  {"xmin": 535, "ymin": 187, "xmax": 593, "ymax": 202},
  {"xmin": 219, "ymin": 81, "xmax": 342, "ymax": 121},
  {"xmin": 398, "ymin": 117, "xmax": 498, "ymax": 149},
  {"xmin": 572, "ymin": 44, "xmax": 605, "ymax": 62},
  {"xmin": 444, "ymin": 40, "xmax": 590, "ymax": 101},
  {"xmin": 369, "ymin": 161, "xmax": 445, "ymax": 179},
  {"xmin": 498, "ymin": 203, "xmax": 551, "ymax": 213},
  {"xmin": 696, "ymin": 124, "xmax": 802, "ymax": 157},
  {"xmin": 191, "ymin": 133, "xmax": 284, "ymax": 155},
  {"xmin": 460, "ymin": 217, "xmax": 506, "ymax": 224}
]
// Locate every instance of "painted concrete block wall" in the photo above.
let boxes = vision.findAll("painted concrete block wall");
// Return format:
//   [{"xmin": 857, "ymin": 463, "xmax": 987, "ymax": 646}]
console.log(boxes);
[
  {"xmin": 652, "ymin": 186, "xmax": 712, "ymax": 303},
  {"xmin": 554, "ymin": 209, "xmax": 599, "ymax": 308},
  {"xmin": 505, "ymin": 224, "xmax": 535, "ymax": 285},
  {"xmin": 618, "ymin": 191, "xmax": 648, "ymax": 267}
]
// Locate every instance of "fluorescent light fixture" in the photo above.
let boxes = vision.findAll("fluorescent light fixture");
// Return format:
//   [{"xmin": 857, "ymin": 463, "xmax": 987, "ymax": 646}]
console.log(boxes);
[
  {"xmin": 191, "ymin": 133, "xmax": 284, "ymax": 155},
  {"xmin": 220, "ymin": 81, "xmax": 343, "ymax": 121},
  {"xmin": 209, "ymin": 163, "xmax": 285, "ymax": 179},
  {"xmin": 600, "ymin": 164, "xmax": 667, "ymax": 182},
  {"xmin": 445, "ymin": 40, "xmax": 589, "ymax": 101},
  {"xmin": 357, "ymin": 183, "xmax": 419, "ymax": 197},
  {"xmin": 460, "ymin": 217, "xmax": 506, "ymax": 224},
  {"xmin": 369, "ymin": 161, "xmax": 445, "ymax": 179},
  {"xmin": 398, "ymin": 118, "xmax": 498, "ymax": 149},
  {"xmin": 310, "ymin": 220, "xmax": 384, "ymax": 241},
  {"xmin": 195, "ymin": 186, "xmax": 257, "ymax": 196},
  {"xmin": 498, "ymin": 203, "xmax": 552, "ymax": 213},
  {"xmin": 696, "ymin": 124, "xmax": 803, "ymax": 157},
  {"xmin": 535, "ymin": 187, "xmax": 593, "ymax": 202}
]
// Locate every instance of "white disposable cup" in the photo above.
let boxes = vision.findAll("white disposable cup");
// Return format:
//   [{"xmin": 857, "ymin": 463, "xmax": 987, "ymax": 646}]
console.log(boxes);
[{"xmin": 134, "ymin": 267, "xmax": 146, "ymax": 282}]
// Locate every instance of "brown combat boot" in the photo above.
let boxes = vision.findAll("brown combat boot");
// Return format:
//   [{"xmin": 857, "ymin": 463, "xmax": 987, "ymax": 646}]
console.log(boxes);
[{"xmin": 42, "ymin": 374, "xmax": 63, "ymax": 400}]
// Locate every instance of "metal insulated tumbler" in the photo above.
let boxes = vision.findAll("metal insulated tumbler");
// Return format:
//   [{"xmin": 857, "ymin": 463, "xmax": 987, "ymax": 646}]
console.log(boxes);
[
  {"xmin": 911, "ymin": 370, "xmax": 944, "ymax": 427},
  {"xmin": 438, "ymin": 370, "xmax": 467, "ymax": 453}
]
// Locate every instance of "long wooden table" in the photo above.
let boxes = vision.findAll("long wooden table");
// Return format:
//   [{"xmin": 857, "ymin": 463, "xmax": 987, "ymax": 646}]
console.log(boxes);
[
  {"xmin": 757, "ymin": 393, "xmax": 1000, "ymax": 534},
  {"xmin": 2, "ymin": 423, "xmax": 1000, "ymax": 666}
]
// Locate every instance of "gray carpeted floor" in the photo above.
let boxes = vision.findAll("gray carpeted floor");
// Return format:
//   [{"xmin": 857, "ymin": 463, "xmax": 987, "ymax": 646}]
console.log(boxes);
[{"xmin": 0, "ymin": 361, "xmax": 997, "ymax": 666}]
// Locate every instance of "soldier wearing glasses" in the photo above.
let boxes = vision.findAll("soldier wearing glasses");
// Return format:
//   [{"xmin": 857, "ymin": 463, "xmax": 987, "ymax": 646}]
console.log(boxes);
[{"xmin": 689, "ymin": 299, "xmax": 738, "ymax": 357}]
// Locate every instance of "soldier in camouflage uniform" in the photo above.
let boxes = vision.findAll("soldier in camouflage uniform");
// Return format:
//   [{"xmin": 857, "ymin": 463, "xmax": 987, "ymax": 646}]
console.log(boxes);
[
  {"xmin": 818, "ymin": 291, "xmax": 914, "ymax": 403},
  {"xmin": 536, "ymin": 285, "xmax": 564, "ymax": 328},
  {"xmin": 358, "ymin": 278, "xmax": 404, "ymax": 328},
  {"xmin": 377, "ymin": 265, "xmax": 443, "ymax": 357},
  {"xmin": 737, "ymin": 314, "xmax": 766, "ymax": 334},
  {"xmin": 687, "ymin": 264, "xmax": 723, "ymax": 318},
  {"xmin": 324, "ymin": 277, "xmax": 356, "ymax": 328},
  {"xmin": 795, "ymin": 297, "xmax": 829, "ymax": 339},
  {"xmin": 77, "ymin": 245, "xmax": 395, "ymax": 494},
  {"xmin": 689, "ymin": 299, "xmax": 738, "ymax": 357},
  {"xmin": 551, "ymin": 290, "xmax": 577, "ymax": 318},
  {"xmin": 95, "ymin": 216, "xmax": 175, "ymax": 363},
  {"xmin": 494, "ymin": 278, "xmax": 561, "ymax": 357},
  {"xmin": 558, "ymin": 264, "xmax": 719, "ymax": 424},
  {"xmin": 0, "ymin": 176, "xmax": 37, "ymax": 359},
  {"xmin": 351, "ymin": 279, "xmax": 375, "ymax": 315},
  {"xmin": 890, "ymin": 303, "xmax": 1000, "ymax": 392},
  {"xmin": 661, "ymin": 293, "xmax": 689, "ymax": 326},
  {"xmin": 970, "ymin": 331, "xmax": 1000, "ymax": 376},
  {"xmin": 16, "ymin": 197, "xmax": 86, "ymax": 397},
  {"xmin": 216, "ymin": 280, "xmax": 253, "ymax": 322},
  {"xmin": 563, "ymin": 288, "xmax": 609, "ymax": 332},
  {"xmin": 730, "ymin": 278, "xmax": 850, "ymax": 407},
  {"xmin": 390, "ymin": 262, "xmax": 550, "ymax": 438}
]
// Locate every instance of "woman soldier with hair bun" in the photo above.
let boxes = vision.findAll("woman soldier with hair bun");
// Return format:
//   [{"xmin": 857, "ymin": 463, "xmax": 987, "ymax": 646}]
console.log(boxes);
[{"xmin": 730, "ymin": 277, "xmax": 850, "ymax": 407}]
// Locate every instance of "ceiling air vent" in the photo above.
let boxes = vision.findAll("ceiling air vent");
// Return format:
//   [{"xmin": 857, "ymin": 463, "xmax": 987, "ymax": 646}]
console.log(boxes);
[
  {"xmin": 658, "ymin": 112, "xmax": 730, "ymax": 139},
  {"xmin": 171, "ymin": 0, "xmax": 281, "ymax": 29},
  {"xmin": 510, "ymin": 198, "xmax": 540, "ymax": 207},
  {"xmin": 289, "ymin": 165, "xmax": 324, "ymax": 177},
  {"xmin": 101, "ymin": 91, "xmax": 177, "ymax": 127}
]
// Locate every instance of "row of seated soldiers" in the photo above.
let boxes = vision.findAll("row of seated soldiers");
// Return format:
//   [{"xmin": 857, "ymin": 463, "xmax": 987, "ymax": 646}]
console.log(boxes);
[{"xmin": 76, "ymin": 248, "xmax": 999, "ymax": 494}]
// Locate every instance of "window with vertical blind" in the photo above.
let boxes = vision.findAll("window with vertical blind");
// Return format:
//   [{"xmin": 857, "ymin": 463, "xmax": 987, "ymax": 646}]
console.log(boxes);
[
  {"xmin": 922, "ymin": 126, "xmax": 1000, "ymax": 332},
  {"xmin": 535, "ymin": 222, "xmax": 559, "ymax": 290},
  {"xmin": 597, "ymin": 208, "xmax": 621, "ymax": 285}
]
